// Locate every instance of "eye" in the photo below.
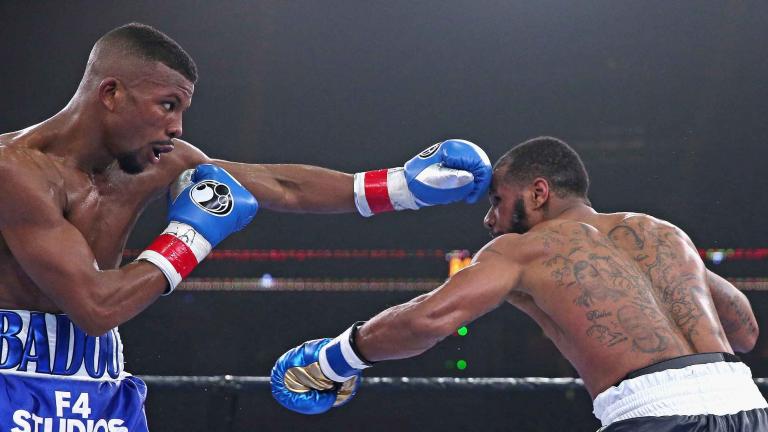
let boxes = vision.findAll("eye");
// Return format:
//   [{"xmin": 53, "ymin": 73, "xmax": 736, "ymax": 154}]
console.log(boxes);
[
  {"xmin": 490, "ymin": 195, "xmax": 501, "ymax": 205},
  {"xmin": 161, "ymin": 101, "xmax": 176, "ymax": 111}
]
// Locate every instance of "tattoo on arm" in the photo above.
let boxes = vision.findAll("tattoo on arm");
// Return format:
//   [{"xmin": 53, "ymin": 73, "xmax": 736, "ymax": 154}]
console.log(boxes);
[{"xmin": 729, "ymin": 295, "xmax": 758, "ymax": 335}]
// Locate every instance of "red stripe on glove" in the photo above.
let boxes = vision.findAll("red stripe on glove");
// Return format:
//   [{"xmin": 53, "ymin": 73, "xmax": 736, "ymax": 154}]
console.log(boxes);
[
  {"xmin": 364, "ymin": 169, "xmax": 394, "ymax": 213},
  {"xmin": 144, "ymin": 234, "xmax": 199, "ymax": 278}
]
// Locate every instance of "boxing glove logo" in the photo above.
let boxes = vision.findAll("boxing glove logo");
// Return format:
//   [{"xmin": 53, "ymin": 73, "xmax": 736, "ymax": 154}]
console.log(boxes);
[
  {"xmin": 189, "ymin": 180, "xmax": 233, "ymax": 216},
  {"xmin": 417, "ymin": 143, "xmax": 441, "ymax": 159}
]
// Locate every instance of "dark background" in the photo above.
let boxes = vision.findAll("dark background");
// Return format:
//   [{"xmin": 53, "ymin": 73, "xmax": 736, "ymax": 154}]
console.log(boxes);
[{"xmin": 1, "ymin": 1, "xmax": 767, "ymax": 431}]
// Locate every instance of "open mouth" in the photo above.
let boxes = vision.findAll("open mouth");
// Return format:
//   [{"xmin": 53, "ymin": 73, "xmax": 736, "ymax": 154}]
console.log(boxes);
[{"xmin": 151, "ymin": 143, "xmax": 175, "ymax": 162}]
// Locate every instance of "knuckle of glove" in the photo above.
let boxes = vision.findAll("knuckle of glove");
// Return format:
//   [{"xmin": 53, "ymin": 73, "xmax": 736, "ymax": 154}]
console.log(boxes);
[
  {"xmin": 440, "ymin": 140, "xmax": 491, "ymax": 171},
  {"xmin": 191, "ymin": 163, "xmax": 218, "ymax": 181},
  {"xmin": 439, "ymin": 140, "xmax": 492, "ymax": 204}
]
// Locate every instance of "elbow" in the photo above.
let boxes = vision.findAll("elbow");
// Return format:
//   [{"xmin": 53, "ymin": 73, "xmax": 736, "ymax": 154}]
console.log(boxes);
[
  {"xmin": 72, "ymin": 315, "xmax": 115, "ymax": 337},
  {"xmin": 78, "ymin": 322, "xmax": 114, "ymax": 338},
  {"xmin": 733, "ymin": 327, "xmax": 759, "ymax": 354},
  {"xmin": 69, "ymin": 302, "xmax": 119, "ymax": 337}
]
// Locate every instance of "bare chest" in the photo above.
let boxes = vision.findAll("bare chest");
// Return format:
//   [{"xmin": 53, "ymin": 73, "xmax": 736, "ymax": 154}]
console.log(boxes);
[{"xmin": 64, "ymin": 177, "xmax": 162, "ymax": 269}]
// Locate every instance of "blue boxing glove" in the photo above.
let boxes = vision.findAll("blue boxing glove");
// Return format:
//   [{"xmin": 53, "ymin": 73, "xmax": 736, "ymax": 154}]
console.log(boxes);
[
  {"xmin": 137, "ymin": 164, "xmax": 259, "ymax": 293},
  {"xmin": 271, "ymin": 324, "xmax": 370, "ymax": 415},
  {"xmin": 353, "ymin": 139, "xmax": 491, "ymax": 216}
]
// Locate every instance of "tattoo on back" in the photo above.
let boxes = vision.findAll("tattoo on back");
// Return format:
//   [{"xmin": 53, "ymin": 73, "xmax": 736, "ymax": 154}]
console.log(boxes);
[
  {"xmin": 541, "ymin": 222, "xmax": 681, "ymax": 354},
  {"xmin": 608, "ymin": 221, "xmax": 714, "ymax": 349}
]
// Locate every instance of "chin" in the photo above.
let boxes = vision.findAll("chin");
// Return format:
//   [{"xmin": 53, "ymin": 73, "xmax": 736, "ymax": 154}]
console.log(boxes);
[{"xmin": 116, "ymin": 156, "xmax": 147, "ymax": 175}]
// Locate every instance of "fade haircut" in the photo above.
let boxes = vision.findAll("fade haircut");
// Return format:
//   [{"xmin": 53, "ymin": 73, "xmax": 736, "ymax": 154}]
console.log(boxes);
[
  {"xmin": 494, "ymin": 136, "xmax": 590, "ymax": 200},
  {"xmin": 94, "ymin": 23, "xmax": 197, "ymax": 83}
]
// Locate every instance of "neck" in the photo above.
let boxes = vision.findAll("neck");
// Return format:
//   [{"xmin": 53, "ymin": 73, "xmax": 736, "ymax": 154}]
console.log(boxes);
[
  {"xmin": 547, "ymin": 199, "xmax": 595, "ymax": 221},
  {"xmin": 40, "ymin": 97, "xmax": 116, "ymax": 174}
]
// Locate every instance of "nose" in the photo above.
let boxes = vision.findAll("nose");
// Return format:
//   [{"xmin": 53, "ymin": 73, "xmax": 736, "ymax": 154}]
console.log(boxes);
[
  {"xmin": 167, "ymin": 116, "xmax": 183, "ymax": 139},
  {"xmin": 484, "ymin": 207, "xmax": 495, "ymax": 230}
]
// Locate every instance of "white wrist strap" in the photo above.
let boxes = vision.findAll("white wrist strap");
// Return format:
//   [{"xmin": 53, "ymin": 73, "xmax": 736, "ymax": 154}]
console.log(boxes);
[
  {"xmin": 136, "ymin": 221, "xmax": 212, "ymax": 295},
  {"xmin": 354, "ymin": 168, "xmax": 418, "ymax": 217}
]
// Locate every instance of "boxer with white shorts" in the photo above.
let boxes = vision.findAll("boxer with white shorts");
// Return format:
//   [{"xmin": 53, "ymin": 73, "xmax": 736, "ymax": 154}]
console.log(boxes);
[{"xmin": 272, "ymin": 137, "xmax": 767, "ymax": 431}]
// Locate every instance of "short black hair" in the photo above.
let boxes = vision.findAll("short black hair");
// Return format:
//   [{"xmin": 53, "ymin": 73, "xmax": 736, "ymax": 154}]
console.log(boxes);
[
  {"xmin": 495, "ymin": 136, "xmax": 589, "ymax": 199},
  {"xmin": 99, "ymin": 23, "xmax": 198, "ymax": 83}
]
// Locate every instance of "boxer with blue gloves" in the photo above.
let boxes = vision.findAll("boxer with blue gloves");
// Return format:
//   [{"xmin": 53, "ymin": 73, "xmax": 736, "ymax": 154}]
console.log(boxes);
[
  {"xmin": 0, "ymin": 163, "xmax": 257, "ymax": 432},
  {"xmin": 0, "ymin": 22, "xmax": 493, "ymax": 430}
]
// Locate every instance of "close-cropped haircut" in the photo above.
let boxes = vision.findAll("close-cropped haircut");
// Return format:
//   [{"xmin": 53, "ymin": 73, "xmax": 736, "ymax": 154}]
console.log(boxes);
[
  {"xmin": 97, "ymin": 23, "xmax": 198, "ymax": 83},
  {"xmin": 494, "ymin": 136, "xmax": 590, "ymax": 199}
]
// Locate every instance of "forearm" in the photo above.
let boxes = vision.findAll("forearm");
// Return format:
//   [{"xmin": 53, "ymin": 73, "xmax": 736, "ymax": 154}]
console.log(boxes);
[
  {"xmin": 356, "ymin": 295, "xmax": 455, "ymax": 362},
  {"xmin": 57, "ymin": 262, "xmax": 167, "ymax": 336},
  {"xmin": 213, "ymin": 160, "xmax": 356, "ymax": 213}
]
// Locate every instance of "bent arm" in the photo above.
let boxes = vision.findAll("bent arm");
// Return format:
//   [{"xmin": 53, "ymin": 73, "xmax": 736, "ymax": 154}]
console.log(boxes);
[
  {"xmin": 0, "ymin": 166, "xmax": 167, "ymax": 336},
  {"xmin": 355, "ymin": 239, "xmax": 522, "ymax": 362},
  {"xmin": 707, "ymin": 270, "xmax": 759, "ymax": 353}
]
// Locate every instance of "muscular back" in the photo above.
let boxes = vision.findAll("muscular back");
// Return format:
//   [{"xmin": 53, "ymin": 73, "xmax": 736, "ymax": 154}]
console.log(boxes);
[{"xmin": 504, "ymin": 213, "xmax": 729, "ymax": 397}]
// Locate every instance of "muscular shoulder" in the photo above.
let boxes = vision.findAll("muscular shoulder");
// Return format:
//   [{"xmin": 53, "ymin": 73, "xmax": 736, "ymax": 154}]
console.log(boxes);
[
  {"xmin": 0, "ymin": 145, "xmax": 64, "ymax": 190},
  {"xmin": 0, "ymin": 146, "xmax": 66, "ymax": 224},
  {"xmin": 477, "ymin": 233, "xmax": 544, "ymax": 266},
  {"xmin": 604, "ymin": 212, "xmax": 700, "ymax": 263},
  {"xmin": 609, "ymin": 213, "xmax": 694, "ymax": 245}
]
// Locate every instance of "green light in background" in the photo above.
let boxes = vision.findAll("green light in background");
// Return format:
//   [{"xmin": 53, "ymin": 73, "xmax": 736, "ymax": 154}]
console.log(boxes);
[
  {"xmin": 456, "ymin": 359, "xmax": 467, "ymax": 370},
  {"xmin": 457, "ymin": 326, "xmax": 468, "ymax": 336}
]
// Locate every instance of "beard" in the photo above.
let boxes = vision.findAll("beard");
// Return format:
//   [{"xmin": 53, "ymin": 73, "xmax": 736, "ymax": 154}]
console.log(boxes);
[
  {"xmin": 116, "ymin": 149, "xmax": 145, "ymax": 175},
  {"xmin": 508, "ymin": 197, "xmax": 530, "ymax": 234}
]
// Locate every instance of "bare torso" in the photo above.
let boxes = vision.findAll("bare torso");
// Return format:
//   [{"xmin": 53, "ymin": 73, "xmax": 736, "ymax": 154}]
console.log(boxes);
[
  {"xmin": 502, "ymin": 213, "xmax": 730, "ymax": 397},
  {"xmin": 0, "ymin": 129, "xmax": 199, "ymax": 312}
]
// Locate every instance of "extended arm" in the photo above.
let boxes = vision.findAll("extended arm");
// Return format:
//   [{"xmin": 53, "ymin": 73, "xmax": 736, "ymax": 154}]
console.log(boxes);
[
  {"xmin": 707, "ymin": 270, "xmax": 759, "ymax": 353},
  {"xmin": 172, "ymin": 138, "xmax": 492, "ymax": 215},
  {"xmin": 212, "ymin": 160, "xmax": 355, "ymax": 213},
  {"xmin": 356, "ymin": 244, "xmax": 520, "ymax": 361},
  {"xmin": 270, "ymin": 236, "xmax": 523, "ymax": 414}
]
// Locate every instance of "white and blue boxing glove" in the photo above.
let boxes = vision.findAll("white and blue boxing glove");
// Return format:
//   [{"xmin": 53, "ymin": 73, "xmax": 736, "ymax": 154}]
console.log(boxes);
[
  {"xmin": 353, "ymin": 139, "xmax": 492, "ymax": 216},
  {"xmin": 137, "ymin": 164, "xmax": 259, "ymax": 293},
  {"xmin": 271, "ymin": 323, "xmax": 371, "ymax": 415}
]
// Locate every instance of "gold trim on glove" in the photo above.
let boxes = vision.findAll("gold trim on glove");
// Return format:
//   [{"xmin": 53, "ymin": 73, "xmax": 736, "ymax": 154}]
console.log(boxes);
[
  {"xmin": 333, "ymin": 376, "xmax": 358, "ymax": 407},
  {"xmin": 284, "ymin": 362, "xmax": 335, "ymax": 393}
]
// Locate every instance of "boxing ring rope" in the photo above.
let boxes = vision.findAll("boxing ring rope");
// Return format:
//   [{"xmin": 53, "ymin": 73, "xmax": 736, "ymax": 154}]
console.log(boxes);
[
  {"xmin": 174, "ymin": 277, "xmax": 768, "ymax": 291},
  {"xmin": 141, "ymin": 375, "xmax": 768, "ymax": 392},
  {"xmin": 123, "ymin": 248, "xmax": 768, "ymax": 290},
  {"xmin": 141, "ymin": 375, "xmax": 589, "ymax": 391},
  {"xmin": 124, "ymin": 248, "xmax": 768, "ymax": 263}
]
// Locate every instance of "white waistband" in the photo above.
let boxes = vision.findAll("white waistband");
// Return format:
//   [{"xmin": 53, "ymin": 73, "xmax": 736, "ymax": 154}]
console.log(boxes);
[
  {"xmin": 593, "ymin": 361, "xmax": 768, "ymax": 426},
  {"xmin": 0, "ymin": 309, "xmax": 126, "ymax": 381}
]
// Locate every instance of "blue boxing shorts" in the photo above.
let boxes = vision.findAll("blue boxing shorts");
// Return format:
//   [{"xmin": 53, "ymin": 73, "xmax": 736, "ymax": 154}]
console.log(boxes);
[{"xmin": 0, "ymin": 309, "xmax": 148, "ymax": 432}]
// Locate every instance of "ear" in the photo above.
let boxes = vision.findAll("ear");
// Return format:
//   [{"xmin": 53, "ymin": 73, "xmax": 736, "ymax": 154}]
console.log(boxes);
[
  {"xmin": 529, "ymin": 177, "xmax": 550, "ymax": 210},
  {"xmin": 98, "ymin": 78, "xmax": 120, "ymax": 111}
]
